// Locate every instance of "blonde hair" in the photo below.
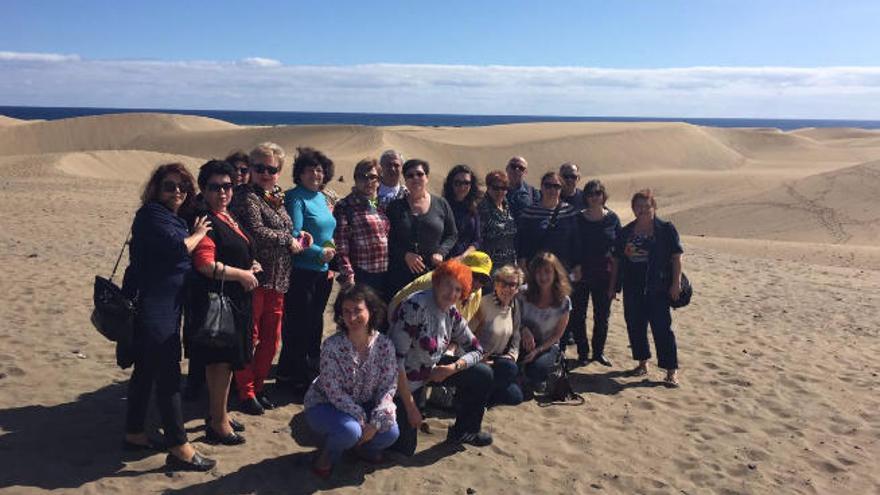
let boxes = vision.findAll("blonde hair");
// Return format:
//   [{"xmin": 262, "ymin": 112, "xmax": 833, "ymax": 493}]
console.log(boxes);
[
  {"xmin": 250, "ymin": 142, "xmax": 286, "ymax": 170},
  {"xmin": 493, "ymin": 264, "xmax": 524, "ymax": 286},
  {"xmin": 524, "ymin": 252, "xmax": 571, "ymax": 306}
]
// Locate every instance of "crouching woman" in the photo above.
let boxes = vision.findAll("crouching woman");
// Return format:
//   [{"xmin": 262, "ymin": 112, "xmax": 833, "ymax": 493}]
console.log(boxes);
[{"xmin": 303, "ymin": 285, "xmax": 400, "ymax": 478}]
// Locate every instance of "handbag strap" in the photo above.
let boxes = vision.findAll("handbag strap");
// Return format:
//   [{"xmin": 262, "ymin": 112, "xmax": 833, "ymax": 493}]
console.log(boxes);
[{"xmin": 109, "ymin": 231, "xmax": 131, "ymax": 283}]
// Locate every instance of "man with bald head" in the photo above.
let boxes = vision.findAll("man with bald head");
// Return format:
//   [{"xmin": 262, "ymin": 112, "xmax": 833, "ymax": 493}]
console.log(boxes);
[
  {"xmin": 377, "ymin": 149, "xmax": 407, "ymax": 208},
  {"xmin": 505, "ymin": 156, "xmax": 541, "ymax": 220}
]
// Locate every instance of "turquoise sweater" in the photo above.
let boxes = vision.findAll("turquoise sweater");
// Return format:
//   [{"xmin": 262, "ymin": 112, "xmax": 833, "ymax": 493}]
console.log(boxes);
[{"xmin": 284, "ymin": 186, "xmax": 337, "ymax": 272}]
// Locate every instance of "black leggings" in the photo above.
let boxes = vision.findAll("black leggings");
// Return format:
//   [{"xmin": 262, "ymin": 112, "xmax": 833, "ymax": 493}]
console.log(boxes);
[
  {"xmin": 277, "ymin": 267, "xmax": 333, "ymax": 385},
  {"xmin": 125, "ymin": 334, "xmax": 187, "ymax": 447}
]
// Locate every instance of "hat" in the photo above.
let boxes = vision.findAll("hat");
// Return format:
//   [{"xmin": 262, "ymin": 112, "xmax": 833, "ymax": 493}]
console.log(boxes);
[{"xmin": 461, "ymin": 251, "xmax": 493, "ymax": 287}]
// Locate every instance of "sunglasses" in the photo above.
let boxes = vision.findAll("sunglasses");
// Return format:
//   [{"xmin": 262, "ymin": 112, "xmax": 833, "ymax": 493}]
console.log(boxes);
[
  {"xmin": 356, "ymin": 173, "xmax": 380, "ymax": 182},
  {"xmin": 562, "ymin": 174, "xmax": 579, "ymax": 181},
  {"xmin": 237, "ymin": 167, "xmax": 249, "ymax": 175},
  {"xmin": 160, "ymin": 180, "xmax": 190, "ymax": 194},
  {"xmin": 542, "ymin": 183, "xmax": 563, "ymax": 190},
  {"xmin": 453, "ymin": 179, "xmax": 472, "ymax": 187},
  {"xmin": 508, "ymin": 164, "xmax": 526, "ymax": 172},
  {"xmin": 206, "ymin": 182, "xmax": 234, "ymax": 193},
  {"xmin": 489, "ymin": 184, "xmax": 508, "ymax": 192},
  {"xmin": 405, "ymin": 171, "xmax": 426, "ymax": 179},
  {"xmin": 496, "ymin": 280, "xmax": 519, "ymax": 289},
  {"xmin": 252, "ymin": 164, "xmax": 280, "ymax": 175},
  {"xmin": 586, "ymin": 190, "xmax": 604, "ymax": 197}
]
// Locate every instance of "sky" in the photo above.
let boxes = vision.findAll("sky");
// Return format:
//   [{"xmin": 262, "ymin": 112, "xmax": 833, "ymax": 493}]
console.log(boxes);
[{"xmin": 2, "ymin": 0, "xmax": 880, "ymax": 119}]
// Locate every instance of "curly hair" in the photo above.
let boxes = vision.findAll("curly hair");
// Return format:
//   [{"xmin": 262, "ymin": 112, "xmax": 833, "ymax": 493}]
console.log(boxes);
[
  {"xmin": 292, "ymin": 147, "xmax": 334, "ymax": 185},
  {"xmin": 140, "ymin": 162, "xmax": 197, "ymax": 213},
  {"xmin": 332, "ymin": 284, "xmax": 387, "ymax": 333},
  {"xmin": 432, "ymin": 260, "xmax": 473, "ymax": 300},
  {"xmin": 197, "ymin": 159, "xmax": 237, "ymax": 190},
  {"xmin": 524, "ymin": 251, "xmax": 571, "ymax": 307},
  {"xmin": 442, "ymin": 164, "xmax": 483, "ymax": 213}
]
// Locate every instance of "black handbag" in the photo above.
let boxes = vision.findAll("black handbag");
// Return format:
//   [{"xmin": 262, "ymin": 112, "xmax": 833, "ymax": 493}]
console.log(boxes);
[
  {"xmin": 669, "ymin": 272, "xmax": 693, "ymax": 309},
  {"xmin": 91, "ymin": 233, "xmax": 136, "ymax": 343},
  {"xmin": 191, "ymin": 265, "xmax": 238, "ymax": 348}
]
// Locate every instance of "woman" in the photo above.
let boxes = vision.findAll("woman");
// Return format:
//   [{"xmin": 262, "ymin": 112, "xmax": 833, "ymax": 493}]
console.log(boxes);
[
  {"xmin": 225, "ymin": 150, "xmax": 251, "ymax": 186},
  {"xmin": 385, "ymin": 159, "xmax": 458, "ymax": 298},
  {"xmin": 389, "ymin": 260, "xmax": 493, "ymax": 455},
  {"xmin": 304, "ymin": 285, "xmax": 399, "ymax": 478},
  {"xmin": 279, "ymin": 147, "xmax": 337, "ymax": 389},
  {"xmin": 187, "ymin": 160, "xmax": 262, "ymax": 445},
  {"xmin": 123, "ymin": 163, "xmax": 216, "ymax": 471},
  {"xmin": 442, "ymin": 164, "xmax": 482, "ymax": 259},
  {"xmin": 478, "ymin": 170, "xmax": 517, "ymax": 274},
  {"xmin": 230, "ymin": 142, "xmax": 307, "ymax": 415},
  {"xmin": 333, "ymin": 158, "xmax": 390, "ymax": 298},
  {"xmin": 518, "ymin": 252, "xmax": 572, "ymax": 391},
  {"xmin": 471, "ymin": 264, "xmax": 524, "ymax": 406},
  {"xmin": 568, "ymin": 179, "xmax": 622, "ymax": 366},
  {"xmin": 610, "ymin": 189, "xmax": 684, "ymax": 386},
  {"xmin": 516, "ymin": 172, "xmax": 581, "ymax": 272}
]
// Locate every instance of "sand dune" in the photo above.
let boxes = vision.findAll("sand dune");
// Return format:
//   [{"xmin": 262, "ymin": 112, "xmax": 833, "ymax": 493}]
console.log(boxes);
[
  {"xmin": 1, "ymin": 112, "xmax": 879, "ymax": 494},
  {"xmin": 0, "ymin": 115, "xmax": 31, "ymax": 126}
]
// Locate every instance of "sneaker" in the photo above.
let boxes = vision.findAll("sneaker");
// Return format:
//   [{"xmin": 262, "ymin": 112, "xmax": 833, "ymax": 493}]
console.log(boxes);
[{"xmin": 447, "ymin": 428, "xmax": 493, "ymax": 447}]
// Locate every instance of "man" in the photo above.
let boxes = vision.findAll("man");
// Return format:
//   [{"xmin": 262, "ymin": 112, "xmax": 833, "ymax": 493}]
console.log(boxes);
[
  {"xmin": 377, "ymin": 149, "xmax": 408, "ymax": 208},
  {"xmin": 505, "ymin": 156, "xmax": 541, "ymax": 221},
  {"xmin": 559, "ymin": 162, "xmax": 585, "ymax": 211}
]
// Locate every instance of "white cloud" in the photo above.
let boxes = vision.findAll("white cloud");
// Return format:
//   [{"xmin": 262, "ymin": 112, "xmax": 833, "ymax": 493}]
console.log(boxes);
[{"xmin": 1, "ymin": 51, "xmax": 879, "ymax": 119}]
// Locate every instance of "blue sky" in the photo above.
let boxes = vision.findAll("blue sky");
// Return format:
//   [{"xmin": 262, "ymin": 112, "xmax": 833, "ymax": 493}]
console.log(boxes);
[{"xmin": 2, "ymin": 1, "xmax": 880, "ymax": 118}]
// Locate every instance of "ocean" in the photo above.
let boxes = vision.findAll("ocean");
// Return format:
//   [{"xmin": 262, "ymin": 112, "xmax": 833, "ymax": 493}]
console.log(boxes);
[{"xmin": 2, "ymin": 106, "xmax": 879, "ymax": 131}]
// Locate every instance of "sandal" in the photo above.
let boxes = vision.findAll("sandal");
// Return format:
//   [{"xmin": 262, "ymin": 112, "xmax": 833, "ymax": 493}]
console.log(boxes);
[
  {"xmin": 632, "ymin": 365, "xmax": 648, "ymax": 377},
  {"xmin": 664, "ymin": 372, "xmax": 680, "ymax": 388}
]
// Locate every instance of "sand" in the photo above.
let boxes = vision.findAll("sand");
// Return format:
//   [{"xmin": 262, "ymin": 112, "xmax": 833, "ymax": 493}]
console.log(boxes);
[{"xmin": 0, "ymin": 113, "xmax": 878, "ymax": 494}]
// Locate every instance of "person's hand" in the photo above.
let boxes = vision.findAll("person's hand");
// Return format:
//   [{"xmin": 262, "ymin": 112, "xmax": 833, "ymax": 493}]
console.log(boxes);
[
  {"xmin": 405, "ymin": 252, "xmax": 426, "ymax": 274},
  {"xmin": 482, "ymin": 357, "xmax": 495, "ymax": 365},
  {"xmin": 289, "ymin": 238, "xmax": 304, "ymax": 255},
  {"xmin": 300, "ymin": 231, "xmax": 314, "ymax": 248},
  {"xmin": 356, "ymin": 423, "xmax": 378, "ymax": 446},
  {"xmin": 669, "ymin": 282, "xmax": 682, "ymax": 301},
  {"xmin": 523, "ymin": 349, "xmax": 539, "ymax": 363},
  {"xmin": 193, "ymin": 216, "xmax": 212, "ymax": 237},
  {"xmin": 321, "ymin": 247, "xmax": 336, "ymax": 263},
  {"xmin": 251, "ymin": 260, "xmax": 263, "ymax": 273},
  {"xmin": 430, "ymin": 253, "xmax": 443, "ymax": 267},
  {"xmin": 238, "ymin": 270, "xmax": 259, "ymax": 292},
  {"xmin": 428, "ymin": 364, "xmax": 456, "ymax": 383},
  {"xmin": 405, "ymin": 402, "xmax": 422, "ymax": 429},
  {"xmin": 521, "ymin": 328, "xmax": 536, "ymax": 352}
]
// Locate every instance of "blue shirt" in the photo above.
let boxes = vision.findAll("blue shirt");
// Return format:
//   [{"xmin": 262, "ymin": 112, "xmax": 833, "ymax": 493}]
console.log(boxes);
[
  {"xmin": 506, "ymin": 181, "xmax": 541, "ymax": 221},
  {"xmin": 284, "ymin": 186, "xmax": 337, "ymax": 272}
]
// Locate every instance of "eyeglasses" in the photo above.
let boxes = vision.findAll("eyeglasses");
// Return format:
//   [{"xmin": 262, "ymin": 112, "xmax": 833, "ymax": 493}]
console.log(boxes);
[
  {"xmin": 453, "ymin": 179, "xmax": 472, "ymax": 187},
  {"xmin": 206, "ymin": 182, "xmax": 234, "ymax": 193},
  {"xmin": 496, "ymin": 280, "xmax": 519, "ymax": 289},
  {"xmin": 237, "ymin": 167, "xmax": 249, "ymax": 175},
  {"xmin": 542, "ymin": 183, "xmax": 562, "ymax": 190},
  {"xmin": 561, "ymin": 174, "xmax": 579, "ymax": 181},
  {"xmin": 489, "ymin": 184, "xmax": 508, "ymax": 192},
  {"xmin": 356, "ymin": 173, "xmax": 380, "ymax": 182},
  {"xmin": 508, "ymin": 164, "xmax": 526, "ymax": 172},
  {"xmin": 160, "ymin": 180, "xmax": 190, "ymax": 193},
  {"xmin": 252, "ymin": 164, "xmax": 280, "ymax": 175},
  {"xmin": 405, "ymin": 171, "xmax": 426, "ymax": 180}
]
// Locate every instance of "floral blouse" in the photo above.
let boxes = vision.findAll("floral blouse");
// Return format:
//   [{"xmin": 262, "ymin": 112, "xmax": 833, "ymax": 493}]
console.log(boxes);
[
  {"xmin": 230, "ymin": 184, "xmax": 295, "ymax": 293},
  {"xmin": 389, "ymin": 289, "xmax": 484, "ymax": 391},
  {"xmin": 303, "ymin": 331, "xmax": 398, "ymax": 432}
]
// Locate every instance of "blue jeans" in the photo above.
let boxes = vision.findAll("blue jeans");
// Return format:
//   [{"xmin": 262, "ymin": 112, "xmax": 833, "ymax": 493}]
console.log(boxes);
[
  {"xmin": 490, "ymin": 357, "xmax": 523, "ymax": 406},
  {"xmin": 305, "ymin": 403, "xmax": 400, "ymax": 463},
  {"xmin": 524, "ymin": 344, "xmax": 561, "ymax": 385}
]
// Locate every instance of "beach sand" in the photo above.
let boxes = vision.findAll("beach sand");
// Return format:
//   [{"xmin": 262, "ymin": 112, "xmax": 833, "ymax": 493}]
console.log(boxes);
[{"xmin": 0, "ymin": 113, "xmax": 878, "ymax": 494}]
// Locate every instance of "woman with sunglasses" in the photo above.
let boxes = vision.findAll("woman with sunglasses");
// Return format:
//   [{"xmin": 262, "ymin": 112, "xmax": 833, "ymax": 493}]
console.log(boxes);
[
  {"xmin": 385, "ymin": 159, "xmax": 458, "ymax": 298},
  {"xmin": 225, "ymin": 150, "xmax": 251, "ymax": 187},
  {"xmin": 478, "ymin": 170, "xmax": 517, "ymax": 275},
  {"xmin": 185, "ymin": 160, "xmax": 263, "ymax": 447},
  {"xmin": 333, "ymin": 158, "xmax": 390, "ymax": 298},
  {"xmin": 123, "ymin": 163, "xmax": 217, "ymax": 471},
  {"xmin": 442, "ymin": 164, "xmax": 482, "ymax": 260},
  {"xmin": 471, "ymin": 264, "xmax": 525, "ymax": 406},
  {"xmin": 230, "ymin": 142, "xmax": 308, "ymax": 415},
  {"xmin": 516, "ymin": 171, "xmax": 582, "ymax": 273}
]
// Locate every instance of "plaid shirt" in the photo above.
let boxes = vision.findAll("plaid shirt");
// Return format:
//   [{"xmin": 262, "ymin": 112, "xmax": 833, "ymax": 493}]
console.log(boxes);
[{"xmin": 333, "ymin": 190, "xmax": 390, "ymax": 279}]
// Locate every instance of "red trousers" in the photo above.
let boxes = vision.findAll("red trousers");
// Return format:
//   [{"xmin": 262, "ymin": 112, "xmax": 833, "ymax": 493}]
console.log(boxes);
[{"xmin": 235, "ymin": 287, "xmax": 284, "ymax": 400}]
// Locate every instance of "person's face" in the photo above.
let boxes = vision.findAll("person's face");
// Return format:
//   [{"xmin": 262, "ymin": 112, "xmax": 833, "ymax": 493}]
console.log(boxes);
[
  {"xmin": 585, "ymin": 189, "xmax": 605, "ymax": 207},
  {"xmin": 452, "ymin": 172, "xmax": 472, "ymax": 201},
  {"xmin": 355, "ymin": 166, "xmax": 381, "ymax": 198},
  {"xmin": 632, "ymin": 198, "xmax": 656, "ymax": 221},
  {"xmin": 560, "ymin": 167, "xmax": 580, "ymax": 192},
  {"xmin": 233, "ymin": 161, "xmax": 250, "ymax": 186},
  {"xmin": 506, "ymin": 160, "xmax": 527, "ymax": 184},
  {"xmin": 158, "ymin": 172, "xmax": 189, "ymax": 213},
  {"xmin": 541, "ymin": 176, "xmax": 563, "ymax": 202},
  {"xmin": 251, "ymin": 155, "xmax": 280, "ymax": 190},
  {"xmin": 434, "ymin": 276, "xmax": 463, "ymax": 310},
  {"xmin": 494, "ymin": 275, "xmax": 520, "ymax": 304},
  {"xmin": 300, "ymin": 164, "xmax": 324, "ymax": 192},
  {"xmin": 341, "ymin": 299, "xmax": 370, "ymax": 334},
  {"xmin": 487, "ymin": 180, "xmax": 508, "ymax": 204},
  {"xmin": 535, "ymin": 264, "xmax": 556, "ymax": 291},
  {"xmin": 381, "ymin": 156, "xmax": 403, "ymax": 182},
  {"xmin": 404, "ymin": 165, "xmax": 428, "ymax": 193},
  {"xmin": 204, "ymin": 174, "xmax": 234, "ymax": 212}
]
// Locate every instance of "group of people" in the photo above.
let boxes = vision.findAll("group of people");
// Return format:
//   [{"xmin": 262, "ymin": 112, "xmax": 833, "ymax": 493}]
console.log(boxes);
[{"xmin": 120, "ymin": 145, "xmax": 686, "ymax": 475}]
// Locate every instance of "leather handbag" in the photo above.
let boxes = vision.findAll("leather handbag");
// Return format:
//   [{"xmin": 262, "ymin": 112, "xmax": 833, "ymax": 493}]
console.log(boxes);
[
  {"xmin": 91, "ymin": 233, "xmax": 135, "ymax": 343},
  {"xmin": 191, "ymin": 265, "xmax": 238, "ymax": 348},
  {"xmin": 669, "ymin": 272, "xmax": 693, "ymax": 309}
]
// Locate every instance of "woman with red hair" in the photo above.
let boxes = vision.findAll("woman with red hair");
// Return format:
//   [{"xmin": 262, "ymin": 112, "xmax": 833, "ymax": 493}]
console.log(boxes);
[{"xmin": 388, "ymin": 260, "xmax": 493, "ymax": 456}]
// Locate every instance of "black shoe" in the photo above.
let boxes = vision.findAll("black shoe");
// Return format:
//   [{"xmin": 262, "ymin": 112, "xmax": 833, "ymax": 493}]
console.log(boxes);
[
  {"xmin": 447, "ymin": 428, "xmax": 493, "ymax": 447},
  {"xmin": 165, "ymin": 452, "xmax": 216, "ymax": 472},
  {"xmin": 122, "ymin": 438, "xmax": 164, "ymax": 452},
  {"xmin": 205, "ymin": 416, "xmax": 246, "ymax": 432},
  {"xmin": 594, "ymin": 354, "xmax": 613, "ymax": 367},
  {"xmin": 256, "ymin": 392, "xmax": 276, "ymax": 410},
  {"xmin": 205, "ymin": 426, "xmax": 246, "ymax": 446},
  {"xmin": 239, "ymin": 397, "xmax": 265, "ymax": 416}
]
